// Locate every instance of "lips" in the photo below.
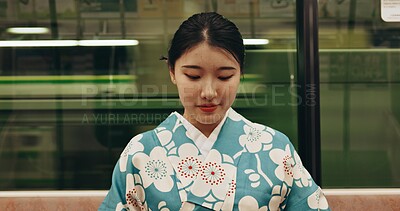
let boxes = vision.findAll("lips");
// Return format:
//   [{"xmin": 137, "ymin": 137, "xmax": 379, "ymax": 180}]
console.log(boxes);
[{"xmin": 198, "ymin": 104, "xmax": 218, "ymax": 112}]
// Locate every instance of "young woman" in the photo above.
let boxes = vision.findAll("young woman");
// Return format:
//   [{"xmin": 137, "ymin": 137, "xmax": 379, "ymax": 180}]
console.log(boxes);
[{"xmin": 100, "ymin": 12, "xmax": 330, "ymax": 211}]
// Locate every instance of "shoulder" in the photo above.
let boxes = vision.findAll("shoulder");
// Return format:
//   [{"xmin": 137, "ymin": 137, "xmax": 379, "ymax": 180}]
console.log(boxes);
[
  {"xmin": 120, "ymin": 113, "xmax": 178, "ymax": 157},
  {"xmin": 268, "ymin": 126, "xmax": 294, "ymax": 149},
  {"xmin": 126, "ymin": 129, "xmax": 155, "ymax": 146},
  {"xmin": 229, "ymin": 108, "xmax": 295, "ymax": 151},
  {"xmin": 119, "ymin": 129, "xmax": 159, "ymax": 158},
  {"xmin": 247, "ymin": 120, "xmax": 294, "ymax": 149}
]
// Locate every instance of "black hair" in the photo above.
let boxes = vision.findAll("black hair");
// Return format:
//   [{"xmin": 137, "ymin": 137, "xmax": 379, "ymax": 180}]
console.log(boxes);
[{"xmin": 167, "ymin": 12, "xmax": 245, "ymax": 73}]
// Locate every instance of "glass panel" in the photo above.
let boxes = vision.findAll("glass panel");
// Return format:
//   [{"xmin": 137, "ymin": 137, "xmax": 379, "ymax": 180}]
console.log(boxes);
[
  {"xmin": 0, "ymin": 0, "xmax": 297, "ymax": 190},
  {"xmin": 319, "ymin": 0, "xmax": 400, "ymax": 187}
]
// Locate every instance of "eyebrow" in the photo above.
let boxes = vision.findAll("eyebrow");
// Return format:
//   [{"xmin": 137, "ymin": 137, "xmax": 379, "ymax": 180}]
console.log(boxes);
[{"xmin": 180, "ymin": 65, "xmax": 237, "ymax": 71}]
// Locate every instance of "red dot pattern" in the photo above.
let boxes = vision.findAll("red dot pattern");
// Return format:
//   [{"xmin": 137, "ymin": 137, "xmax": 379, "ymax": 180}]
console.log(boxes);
[
  {"xmin": 283, "ymin": 155, "xmax": 294, "ymax": 177},
  {"xmin": 126, "ymin": 189, "xmax": 138, "ymax": 206},
  {"xmin": 126, "ymin": 188, "xmax": 145, "ymax": 210},
  {"xmin": 177, "ymin": 156, "xmax": 201, "ymax": 179},
  {"xmin": 227, "ymin": 179, "xmax": 237, "ymax": 196},
  {"xmin": 200, "ymin": 162, "xmax": 226, "ymax": 186}
]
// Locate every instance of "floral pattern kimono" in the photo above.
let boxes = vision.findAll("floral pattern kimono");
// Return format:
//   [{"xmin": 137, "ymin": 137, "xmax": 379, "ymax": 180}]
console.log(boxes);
[{"xmin": 99, "ymin": 108, "xmax": 330, "ymax": 211}]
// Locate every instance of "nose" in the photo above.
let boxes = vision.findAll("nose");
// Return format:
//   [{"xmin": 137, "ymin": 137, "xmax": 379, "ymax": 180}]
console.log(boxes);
[{"xmin": 200, "ymin": 80, "xmax": 217, "ymax": 100}]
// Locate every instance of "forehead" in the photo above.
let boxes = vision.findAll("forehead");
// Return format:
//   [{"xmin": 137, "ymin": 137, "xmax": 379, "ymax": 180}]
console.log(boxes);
[{"xmin": 177, "ymin": 43, "xmax": 239, "ymax": 66}]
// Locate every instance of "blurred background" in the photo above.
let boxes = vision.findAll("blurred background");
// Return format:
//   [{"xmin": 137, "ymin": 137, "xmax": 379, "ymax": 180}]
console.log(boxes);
[{"xmin": 0, "ymin": 0, "xmax": 399, "ymax": 190}]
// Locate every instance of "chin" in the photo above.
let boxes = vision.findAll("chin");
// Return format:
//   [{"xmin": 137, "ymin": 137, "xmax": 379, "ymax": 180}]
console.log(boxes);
[{"xmin": 196, "ymin": 113, "xmax": 224, "ymax": 125}]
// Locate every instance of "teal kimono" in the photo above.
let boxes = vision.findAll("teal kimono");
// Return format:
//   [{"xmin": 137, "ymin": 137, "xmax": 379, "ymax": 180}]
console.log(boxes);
[{"xmin": 100, "ymin": 108, "xmax": 330, "ymax": 210}]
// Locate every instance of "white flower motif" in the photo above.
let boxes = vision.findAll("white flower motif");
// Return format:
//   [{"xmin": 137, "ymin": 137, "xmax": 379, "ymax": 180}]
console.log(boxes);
[
  {"xmin": 180, "ymin": 202, "xmax": 195, "ymax": 210},
  {"xmin": 307, "ymin": 188, "xmax": 329, "ymax": 210},
  {"xmin": 158, "ymin": 201, "xmax": 170, "ymax": 211},
  {"xmin": 125, "ymin": 173, "xmax": 147, "ymax": 210},
  {"xmin": 239, "ymin": 124, "xmax": 273, "ymax": 153},
  {"xmin": 270, "ymin": 145, "xmax": 312, "ymax": 187},
  {"xmin": 190, "ymin": 150, "xmax": 236, "ymax": 201},
  {"xmin": 227, "ymin": 179, "xmax": 236, "ymax": 197},
  {"xmin": 179, "ymin": 157, "xmax": 202, "ymax": 178},
  {"xmin": 268, "ymin": 183, "xmax": 289, "ymax": 211},
  {"xmin": 238, "ymin": 196, "xmax": 267, "ymax": 211},
  {"xmin": 220, "ymin": 178, "xmax": 236, "ymax": 210},
  {"xmin": 120, "ymin": 134, "xmax": 144, "ymax": 172},
  {"xmin": 133, "ymin": 147, "xmax": 174, "ymax": 192},
  {"xmin": 115, "ymin": 173, "xmax": 147, "ymax": 211},
  {"xmin": 292, "ymin": 150, "xmax": 313, "ymax": 187},
  {"xmin": 169, "ymin": 143, "xmax": 203, "ymax": 188},
  {"xmin": 200, "ymin": 161, "xmax": 226, "ymax": 186},
  {"xmin": 244, "ymin": 169, "xmax": 261, "ymax": 188},
  {"xmin": 155, "ymin": 127, "xmax": 172, "ymax": 146}
]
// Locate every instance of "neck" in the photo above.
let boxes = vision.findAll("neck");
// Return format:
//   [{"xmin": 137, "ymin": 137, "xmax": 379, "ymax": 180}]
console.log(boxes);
[{"xmin": 183, "ymin": 114, "xmax": 221, "ymax": 138}]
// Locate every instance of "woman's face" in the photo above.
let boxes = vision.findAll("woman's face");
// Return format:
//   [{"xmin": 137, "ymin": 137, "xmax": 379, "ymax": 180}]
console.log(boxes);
[{"xmin": 170, "ymin": 43, "xmax": 241, "ymax": 129}]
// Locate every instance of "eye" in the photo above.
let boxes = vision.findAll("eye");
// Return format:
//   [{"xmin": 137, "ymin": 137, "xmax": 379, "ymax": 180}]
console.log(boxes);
[
  {"xmin": 218, "ymin": 75, "xmax": 234, "ymax": 81},
  {"xmin": 184, "ymin": 74, "xmax": 200, "ymax": 80}
]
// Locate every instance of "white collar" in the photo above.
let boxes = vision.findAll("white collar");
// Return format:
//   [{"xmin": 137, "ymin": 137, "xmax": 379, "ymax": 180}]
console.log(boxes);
[{"xmin": 173, "ymin": 109, "xmax": 230, "ymax": 158}]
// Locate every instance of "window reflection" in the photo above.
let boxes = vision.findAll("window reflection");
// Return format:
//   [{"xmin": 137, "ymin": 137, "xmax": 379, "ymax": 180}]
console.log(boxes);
[
  {"xmin": 319, "ymin": 0, "xmax": 400, "ymax": 187},
  {"xmin": 0, "ymin": 0, "xmax": 315, "ymax": 190},
  {"xmin": 1, "ymin": 0, "xmax": 398, "ymax": 190}
]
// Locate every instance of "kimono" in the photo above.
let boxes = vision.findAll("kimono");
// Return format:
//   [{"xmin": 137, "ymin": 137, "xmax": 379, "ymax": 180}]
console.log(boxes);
[{"xmin": 99, "ymin": 108, "xmax": 330, "ymax": 211}]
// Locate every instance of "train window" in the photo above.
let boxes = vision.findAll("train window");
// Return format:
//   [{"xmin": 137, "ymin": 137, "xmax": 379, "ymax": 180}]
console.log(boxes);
[
  {"xmin": 5, "ymin": 0, "xmax": 399, "ymax": 191},
  {"xmin": 0, "ymin": 0, "xmax": 298, "ymax": 190},
  {"xmin": 319, "ymin": 0, "xmax": 400, "ymax": 187}
]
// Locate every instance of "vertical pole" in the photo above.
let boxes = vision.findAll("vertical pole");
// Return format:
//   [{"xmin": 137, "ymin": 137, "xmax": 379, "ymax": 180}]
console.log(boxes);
[
  {"xmin": 49, "ymin": 0, "xmax": 64, "ymax": 189},
  {"xmin": 296, "ymin": 0, "xmax": 321, "ymax": 185},
  {"xmin": 75, "ymin": 0, "xmax": 83, "ymax": 39},
  {"xmin": 119, "ymin": 0, "xmax": 126, "ymax": 38},
  {"xmin": 343, "ymin": 0, "xmax": 357, "ymax": 181}
]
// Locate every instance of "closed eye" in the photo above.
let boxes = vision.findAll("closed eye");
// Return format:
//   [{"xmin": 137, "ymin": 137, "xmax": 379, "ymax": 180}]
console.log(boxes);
[
  {"xmin": 219, "ymin": 75, "xmax": 234, "ymax": 81},
  {"xmin": 185, "ymin": 74, "xmax": 200, "ymax": 80}
]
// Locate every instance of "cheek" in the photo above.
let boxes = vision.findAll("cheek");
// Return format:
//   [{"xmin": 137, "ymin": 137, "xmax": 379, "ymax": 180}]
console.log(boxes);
[
  {"xmin": 220, "ymin": 83, "xmax": 239, "ymax": 102},
  {"xmin": 177, "ymin": 83, "xmax": 199, "ymax": 104}
]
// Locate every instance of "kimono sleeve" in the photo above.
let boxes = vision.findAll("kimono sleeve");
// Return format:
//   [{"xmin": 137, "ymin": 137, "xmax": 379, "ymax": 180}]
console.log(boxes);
[
  {"xmin": 99, "ymin": 160, "xmax": 129, "ymax": 211},
  {"xmin": 277, "ymin": 133, "xmax": 330, "ymax": 211},
  {"xmin": 98, "ymin": 133, "xmax": 146, "ymax": 211}
]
